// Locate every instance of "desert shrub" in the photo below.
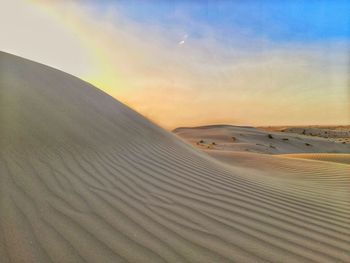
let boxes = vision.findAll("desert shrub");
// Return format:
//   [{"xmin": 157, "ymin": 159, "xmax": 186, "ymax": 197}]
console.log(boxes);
[
  {"xmin": 305, "ymin": 143, "xmax": 311, "ymax": 146},
  {"xmin": 199, "ymin": 140, "xmax": 204, "ymax": 143},
  {"xmin": 231, "ymin": 136, "xmax": 236, "ymax": 142},
  {"xmin": 268, "ymin": 134, "xmax": 273, "ymax": 139},
  {"xmin": 282, "ymin": 138, "xmax": 289, "ymax": 141}
]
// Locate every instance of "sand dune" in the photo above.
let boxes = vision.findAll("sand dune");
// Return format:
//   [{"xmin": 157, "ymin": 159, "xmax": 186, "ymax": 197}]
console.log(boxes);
[
  {"xmin": 1, "ymin": 51, "xmax": 350, "ymax": 263},
  {"xmin": 260, "ymin": 126, "xmax": 350, "ymax": 139},
  {"xmin": 281, "ymin": 153, "xmax": 350, "ymax": 165},
  {"xmin": 174, "ymin": 125, "xmax": 350, "ymax": 154}
]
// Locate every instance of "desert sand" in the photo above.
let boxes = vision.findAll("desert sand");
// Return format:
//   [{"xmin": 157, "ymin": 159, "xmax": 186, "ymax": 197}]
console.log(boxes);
[
  {"xmin": 260, "ymin": 126, "xmax": 350, "ymax": 139},
  {"xmin": 174, "ymin": 125, "xmax": 350, "ymax": 155},
  {"xmin": 1, "ymin": 51, "xmax": 349, "ymax": 263},
  {"xmin": 281, "ymin": 153, "xmax": 350, "ymax": 165}
]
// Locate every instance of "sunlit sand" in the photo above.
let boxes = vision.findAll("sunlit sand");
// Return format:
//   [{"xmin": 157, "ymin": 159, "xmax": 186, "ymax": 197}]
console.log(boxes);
[{"xmin": 1, "ymin": 52, "xmax": 349, "ymax": 262}]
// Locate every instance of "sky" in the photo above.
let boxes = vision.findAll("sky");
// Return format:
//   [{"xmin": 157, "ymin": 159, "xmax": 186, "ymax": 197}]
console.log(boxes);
[{"xmin": 1, "ymin": 0, "xmax": 349, "ymax": 129}]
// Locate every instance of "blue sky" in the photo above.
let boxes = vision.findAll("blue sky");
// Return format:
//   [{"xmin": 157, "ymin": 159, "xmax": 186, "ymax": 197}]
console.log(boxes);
[
  {"xmin": 75, "ymin": 0, "xmax": 349, "ymax": 127},
  {"xmin": 88, "ymin": 0, "xmax": 350, "ymax": 42}
]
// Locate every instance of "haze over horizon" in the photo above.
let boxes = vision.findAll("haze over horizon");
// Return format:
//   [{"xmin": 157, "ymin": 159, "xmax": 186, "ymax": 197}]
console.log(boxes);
[{"xmin": 1, "ymin": 0, "xmax": 349, "ymax": 129}]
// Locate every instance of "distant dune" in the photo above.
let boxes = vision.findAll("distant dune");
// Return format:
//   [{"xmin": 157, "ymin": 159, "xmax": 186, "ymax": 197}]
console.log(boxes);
[
  {"xmin": 1, "ymin": 52, "xmax": 350, "ymax": 263},
  {"xmin": 259, "ymin": 125, "xmax": 350, "ymax": 139},
  {"xmin": 174, "ymin": 125, "xmax": 350, "ymax": 155}
]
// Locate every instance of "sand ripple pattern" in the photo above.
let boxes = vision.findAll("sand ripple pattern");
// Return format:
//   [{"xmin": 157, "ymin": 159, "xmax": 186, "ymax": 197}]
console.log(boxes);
[{"xmin": 1, "ymin": 52, "xmax": 349, "ymax": 262}]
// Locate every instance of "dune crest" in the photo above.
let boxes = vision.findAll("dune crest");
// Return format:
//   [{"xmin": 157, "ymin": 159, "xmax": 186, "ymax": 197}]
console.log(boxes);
[
  {"xmin": 281, "ymin": 153, "xmax": 350, "ymax": 165},
  {"xmin": 0, "ymin": 52, "xmax": 349, "ymax": 263}
]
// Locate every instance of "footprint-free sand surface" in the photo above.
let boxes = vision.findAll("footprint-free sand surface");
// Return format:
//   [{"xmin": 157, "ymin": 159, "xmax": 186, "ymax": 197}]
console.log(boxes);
[
  {"xmin": 1, "ymin": 51, "xmax": 349, "ymax": 262},
  {"xmin": 174, "ymin": 125, "xmax": 350, "ymax": 155},
  {"xmin": 281, "ymin": 153, "xmax": 350, "ymax": 165},
  {"xmin": 260, "ymin": 126, "xmax": 350, "ymax": 139}
]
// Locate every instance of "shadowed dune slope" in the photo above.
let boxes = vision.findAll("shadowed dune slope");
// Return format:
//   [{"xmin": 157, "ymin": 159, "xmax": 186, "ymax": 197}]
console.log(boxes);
[{"xmin": 0, "ymin": 52, "xmax": 349, "ymax": 263}]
